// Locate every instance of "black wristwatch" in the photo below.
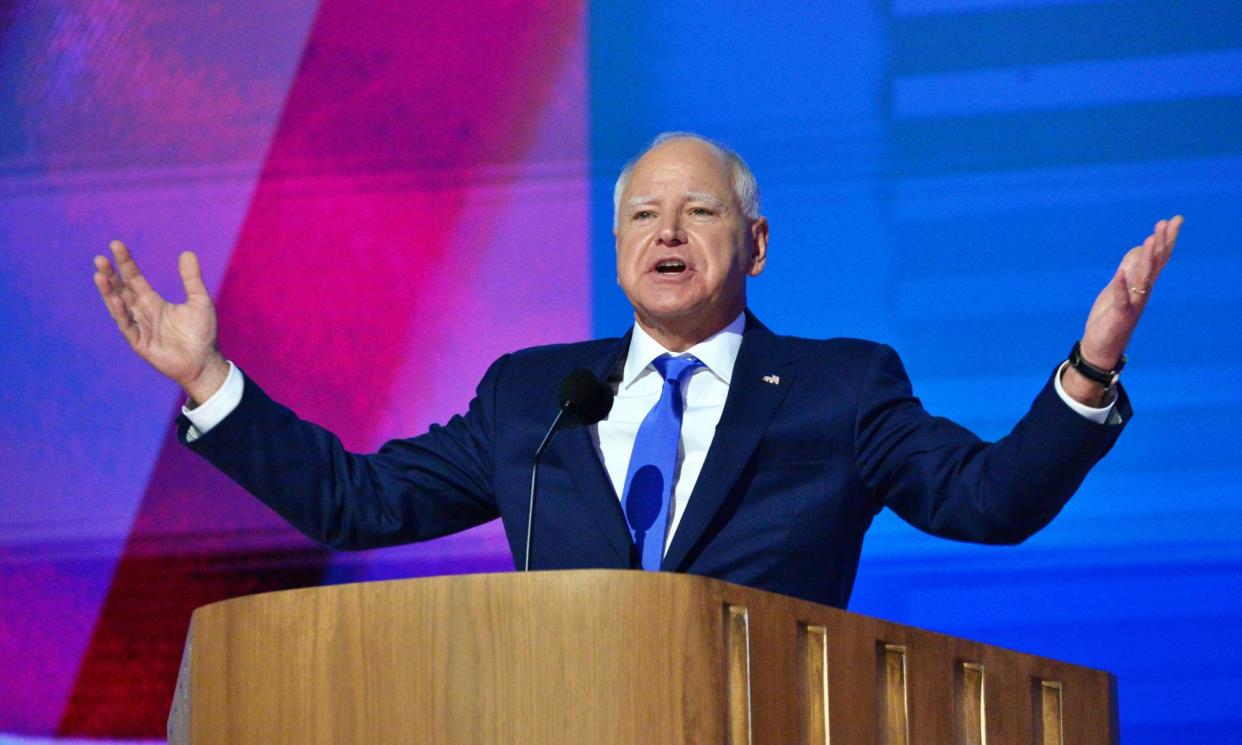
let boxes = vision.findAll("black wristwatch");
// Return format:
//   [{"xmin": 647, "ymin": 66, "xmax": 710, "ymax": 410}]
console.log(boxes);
[{"xmin": 1068, "ymin": 340, "xmax": 1126, "ymax": 388}]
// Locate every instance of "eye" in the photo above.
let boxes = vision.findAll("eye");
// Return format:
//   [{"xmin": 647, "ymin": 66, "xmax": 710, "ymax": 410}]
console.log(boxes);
[
  {"xmin": 689, "ymin": 206, "xmax": 716, "ymax": 217},
  {"xmin": 631, "ymin": 209, "xmax": 655, "ymax": 221}
]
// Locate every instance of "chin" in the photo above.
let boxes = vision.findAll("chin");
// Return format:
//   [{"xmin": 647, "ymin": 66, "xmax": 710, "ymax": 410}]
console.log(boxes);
[{"xmin": 635, "ymin": 295, "xmax": 705, "ymax": 322}]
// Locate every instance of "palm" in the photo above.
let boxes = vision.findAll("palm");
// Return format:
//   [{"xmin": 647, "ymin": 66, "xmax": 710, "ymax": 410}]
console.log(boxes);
[
  {"xmin": 132, "ymin": 286, "xmax": 215, "ymax": 381},
  {"xmin": 94, "ymin": 241, "xmax": 221, "ymax": 389}
]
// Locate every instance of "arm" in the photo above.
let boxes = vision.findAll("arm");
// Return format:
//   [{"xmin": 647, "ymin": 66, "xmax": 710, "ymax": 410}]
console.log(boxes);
[
  {"xmin": 855, "ymin": 345, "xmax": 1127, "ymax": 544},
  {"xmin": 854, "ymin": 216, "xmax": 1180, "ymax": 543},
  {"xmin": 180, "ymin": 362, "xmax": 504, "ymax": 550},
  {"xmin": 94, "ymin": 240, "xmax": 500, "ymax": 549}
]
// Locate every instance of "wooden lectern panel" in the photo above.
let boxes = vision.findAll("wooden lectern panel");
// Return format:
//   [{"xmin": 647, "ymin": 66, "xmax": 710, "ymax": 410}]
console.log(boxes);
[{"xmin": 170, "ymin": 570, "xmax": 1117, "ymax": 745}]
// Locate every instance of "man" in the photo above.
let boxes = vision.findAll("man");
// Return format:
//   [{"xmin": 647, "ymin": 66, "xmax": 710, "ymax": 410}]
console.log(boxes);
[{"xmin": 93, "ymin": 133, "xmax": 1181, "ymax": 608}]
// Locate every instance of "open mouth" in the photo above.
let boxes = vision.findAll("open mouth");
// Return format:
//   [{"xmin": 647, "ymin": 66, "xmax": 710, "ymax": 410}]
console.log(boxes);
[{"xmin": 655, "ymin": 259, "xmax": 687, "ymax": 274}]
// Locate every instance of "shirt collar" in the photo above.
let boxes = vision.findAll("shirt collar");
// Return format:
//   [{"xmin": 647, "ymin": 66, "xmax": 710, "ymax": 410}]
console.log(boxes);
[{"xmin": 621, "ymin": 312, "xmax": 745, "ymax": 390}]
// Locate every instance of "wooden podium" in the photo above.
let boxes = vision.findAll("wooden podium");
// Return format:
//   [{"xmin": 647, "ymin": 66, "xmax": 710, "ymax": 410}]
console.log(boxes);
[{"xmin": 169, "ymin": 570, "xmax": 1117, "ymax": 744}]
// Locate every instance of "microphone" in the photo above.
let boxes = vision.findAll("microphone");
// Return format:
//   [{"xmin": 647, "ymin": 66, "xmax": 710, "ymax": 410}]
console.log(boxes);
[
  {"xmin": 557, "ymin": 369, "xmax": 615, "ymax": 427},
  {"xmin": 524, "ymin": 369, "xmax": 614, "ymax": 571}
]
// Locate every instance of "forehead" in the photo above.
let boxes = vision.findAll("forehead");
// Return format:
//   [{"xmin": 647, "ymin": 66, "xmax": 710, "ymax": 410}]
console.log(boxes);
[{"xmin": 623, "ymin": 139, "xmax": 734, "ymax": 200}]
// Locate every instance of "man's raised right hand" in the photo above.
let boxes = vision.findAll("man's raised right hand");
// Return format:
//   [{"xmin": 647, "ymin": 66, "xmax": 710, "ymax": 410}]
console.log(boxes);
[{"xmin": 93, "ymin": 240, "xmax": 229, "ymax": 406}]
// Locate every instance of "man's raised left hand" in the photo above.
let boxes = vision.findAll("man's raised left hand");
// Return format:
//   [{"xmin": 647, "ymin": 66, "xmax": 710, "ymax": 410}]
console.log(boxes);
[{"xmin": 1062, "ymin": 215, "xmax": 1183, "ymax": 407}]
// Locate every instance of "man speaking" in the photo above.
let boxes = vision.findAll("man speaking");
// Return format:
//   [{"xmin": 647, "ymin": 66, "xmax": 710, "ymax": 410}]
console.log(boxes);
[{"xmin": 92, "ymin": 133, "xmax": 1181, "ymax": 608}]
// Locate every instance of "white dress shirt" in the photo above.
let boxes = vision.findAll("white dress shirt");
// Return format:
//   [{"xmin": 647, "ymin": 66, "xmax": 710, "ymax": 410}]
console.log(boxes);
[
  {"xmin": 591, "ymin": 313, "xmax": 745, "ymax": 557},
  {"xmin": 183, "ymin": 316, "xmax": 1115, "ymax": 556}
]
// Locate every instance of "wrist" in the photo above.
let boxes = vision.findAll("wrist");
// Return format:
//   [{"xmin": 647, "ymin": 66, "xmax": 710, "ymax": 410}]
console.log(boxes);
[
  {"xmin": 183, "ymin": 352, "xmax": 229, "ymax": 407},
  {"xmin": 1068, "ymin": 340, "xmax": 1126, "ymax": 386},
  {"xmin": 1078, "ymin": 342, "xmax": 1120, "ymax": 372},
  {"xmin": 1060, "ymin": 364, "xmax": 1111, "ymax": 408},
  {"xmin": 1063, "ymin": 340, "xmax": 1126, "ymax": 408}
]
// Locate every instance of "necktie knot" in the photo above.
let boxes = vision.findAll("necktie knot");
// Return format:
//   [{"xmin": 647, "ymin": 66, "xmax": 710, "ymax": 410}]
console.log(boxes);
[{"xmin": 652, "ymin": 354, "xmax": 703, "ymax": 386}]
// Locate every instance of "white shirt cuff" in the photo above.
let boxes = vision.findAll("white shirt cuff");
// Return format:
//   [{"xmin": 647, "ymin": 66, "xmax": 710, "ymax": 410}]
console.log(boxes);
[
  {"xmin": 1052, "ymin": 360, "xmax": 1115, "ymax": 424},
  {"xmin": 182, "ymin": 361, "xmax": 243, "ymax": 442}
]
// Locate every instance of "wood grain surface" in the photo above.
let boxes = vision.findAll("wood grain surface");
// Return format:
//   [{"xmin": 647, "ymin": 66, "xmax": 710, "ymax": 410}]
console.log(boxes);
[{"xmin": 171, "ymin": 570, "xmax": 1118, "ymax": 744}]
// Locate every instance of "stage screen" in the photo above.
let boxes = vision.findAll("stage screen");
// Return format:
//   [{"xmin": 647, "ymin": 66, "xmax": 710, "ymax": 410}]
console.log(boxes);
[{"xmin": 1, "ymin": 1, "xmax": 1238, "ymax": 741}]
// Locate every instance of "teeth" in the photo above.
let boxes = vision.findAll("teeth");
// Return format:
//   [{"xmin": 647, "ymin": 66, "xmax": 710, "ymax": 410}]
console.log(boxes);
[{"xmin": 656, "ymin": 260, "xmax": 686, "ymax": 273}]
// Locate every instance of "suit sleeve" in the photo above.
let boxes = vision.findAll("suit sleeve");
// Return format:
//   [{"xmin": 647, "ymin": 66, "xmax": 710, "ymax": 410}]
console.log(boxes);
[
  {"xmin": 853, "ymin": 344, "xmax": 1130, "ymax": 544},
  {"xmin": 177, "ymin": 355, "xmax": 509, "ymax": 550}
]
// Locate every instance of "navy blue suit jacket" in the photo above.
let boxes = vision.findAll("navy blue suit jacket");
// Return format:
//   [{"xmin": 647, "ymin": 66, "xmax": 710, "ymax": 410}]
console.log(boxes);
[{"xmin": 181, "ymin": 314, "xmax": 1128, "ymax": 608}]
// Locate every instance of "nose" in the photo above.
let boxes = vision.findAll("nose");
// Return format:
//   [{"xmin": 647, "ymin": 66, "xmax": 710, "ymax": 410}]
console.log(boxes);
[{"xmin": 657, "ymin": 212, "xmax": 685, "ymax": 245}]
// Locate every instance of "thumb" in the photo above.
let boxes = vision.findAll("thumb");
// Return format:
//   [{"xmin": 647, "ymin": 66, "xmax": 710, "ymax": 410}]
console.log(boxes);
[{"xmin": 179, "ymin": 250, "xmax": 210, "ymax": 302}]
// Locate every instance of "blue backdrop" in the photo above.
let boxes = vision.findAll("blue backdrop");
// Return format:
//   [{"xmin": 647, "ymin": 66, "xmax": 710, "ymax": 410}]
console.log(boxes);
[{"xmin": 591, "ymin": 2, "xmax": 1240, "ymax": 742}]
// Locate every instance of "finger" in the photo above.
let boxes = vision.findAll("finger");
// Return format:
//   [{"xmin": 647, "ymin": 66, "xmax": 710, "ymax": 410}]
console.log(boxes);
[
  {"xmin": 1130, "ymin": 236, "xmax": 1158, "ymax": 294},
  {"xmin": 93, "ymin": 270, "xmax": 127, "ymax": 321},
  {"xmin": 109, "ymin": 239, "xmax": 155, "ymax": 295},
  {"xmin": 178, "ymin": 250, "xmax": 210, "ymax": 302},
  {"xmin": 1107, "ymin": 255, "xmax": 1131, "ymax": 307},
  {"xmin": 93, "ymin": 257, "xmax": 124, "ymax": 305},
  {"xmin": 93, "ymin": 262, "xmax": 115, "ymax": 302},
  {"xmin": 1162, "ymin": 214, "xmax": 1184, "ymax": 262},
  {"xmin": 93, "ymin": 269, "xmax": 140, "ymax": 344},
  {"xmin": 1118, "ymin": 245, "xmax": 1150, "ymax": 306},
  {"xmin": 98, "ymin": 252, "xmax": 141, "ymax": 307},
  {"xmin": 94, "ymin": 253, "xmax": 125, "ymax": 295},
  {"xmin": 1127, "ymin": 223, "xmax": 1162, "ymax": 294},
  {"xmin": 1153, "ymin": 215, "xmax": 1182, "ymax": 274},
  {"xmin": 1168, "ymin": 214, "xmax": 1184, "ymax": 242},
  {"xmin": 94, "ymin": 254, "xmax": 138, "ymax": 316},
  {"xmin": 1149, "ymin": 219, "xmax": 1174, "ymax": 278}
]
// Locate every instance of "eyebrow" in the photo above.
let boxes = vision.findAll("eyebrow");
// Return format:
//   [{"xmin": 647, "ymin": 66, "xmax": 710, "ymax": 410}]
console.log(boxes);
[
  {"xmin": 623, "ymin": 191, "xmax": 729, "ymax": 213},
  {"xmin": 684, "ymin": 190, "xmax": 728, "ymax": 209}
]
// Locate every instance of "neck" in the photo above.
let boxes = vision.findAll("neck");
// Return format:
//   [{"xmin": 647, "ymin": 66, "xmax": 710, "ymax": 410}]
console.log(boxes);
[{"xmin": 634, "ymin": 305, "xmax": 744, "ymax": 353}]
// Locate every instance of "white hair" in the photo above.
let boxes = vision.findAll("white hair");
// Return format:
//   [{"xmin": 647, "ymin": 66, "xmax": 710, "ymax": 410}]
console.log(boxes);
[{"xmin": 612, "ymin": 132, "xmax": 761, "ymax": 229}]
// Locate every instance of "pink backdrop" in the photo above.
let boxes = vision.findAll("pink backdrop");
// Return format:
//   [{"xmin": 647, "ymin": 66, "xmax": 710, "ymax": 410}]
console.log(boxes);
[{"xmin": 0, "ymin": 1, "xmax": 588, "ymax": 736}]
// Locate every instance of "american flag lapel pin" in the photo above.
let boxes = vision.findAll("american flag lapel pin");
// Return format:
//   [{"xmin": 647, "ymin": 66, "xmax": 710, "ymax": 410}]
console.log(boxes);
[{"xmin": 762, "ymin": 374, "xmax": 780, "ymax": 385}]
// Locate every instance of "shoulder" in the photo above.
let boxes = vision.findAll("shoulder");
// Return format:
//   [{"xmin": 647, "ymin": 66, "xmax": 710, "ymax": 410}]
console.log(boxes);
[
  {"xmin": 505, "ymin": 336, "xmax": 625, "ymax": 367},
  {"xmin": 750, "ymin": 329, "xmax": 913, "ymax": 396},
  {"xmin": 745, "ymin": 312, "xmax": 890, "ymax": 361},
  {"xmin": 462, "ymin": 336, "xmax": 627, "ymax": 423},
  {"xmin": 475, "ymin": 335, "xmax": 627, "ymax": 395},
  {"xmin": 761, "ymin": 329, "xmax": 895, "ymax": 368}
]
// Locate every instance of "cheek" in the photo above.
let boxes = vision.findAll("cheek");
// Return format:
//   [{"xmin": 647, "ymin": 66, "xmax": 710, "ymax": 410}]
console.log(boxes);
[
  {"xmin": 616, "ymin": 242, "xmax": 647, "ymax": 286},
  {"xmin": 615, "ymin": 241, "xmax": 633, "ymax": 265},
  {"xmin": 619, "ymin": 234, "xmax": 656, "ymax": 267}
]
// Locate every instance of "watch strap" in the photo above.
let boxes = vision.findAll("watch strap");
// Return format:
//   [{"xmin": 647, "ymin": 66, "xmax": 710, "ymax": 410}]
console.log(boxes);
[{"xmin": 1068, "ymin": 340, "xmax": 1126, "ymax": 387}]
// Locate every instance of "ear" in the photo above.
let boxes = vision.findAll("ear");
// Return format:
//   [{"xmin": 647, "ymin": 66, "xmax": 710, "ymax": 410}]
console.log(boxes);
[
  {"xmin": 614, "ymin": 227, "xmax": 623, "ymax": 287},
  {"xmin": 747, "ymin": 217, "xmax": 769, "ymax": 277}
]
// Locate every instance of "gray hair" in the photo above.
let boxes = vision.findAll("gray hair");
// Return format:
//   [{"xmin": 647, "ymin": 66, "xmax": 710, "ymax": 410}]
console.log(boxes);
[{"xmin": 612, "ymin": 132, "xmax": 761, "ymax": 229}]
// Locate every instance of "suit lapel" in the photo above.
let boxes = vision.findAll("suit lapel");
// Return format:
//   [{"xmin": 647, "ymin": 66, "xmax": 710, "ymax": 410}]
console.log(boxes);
[
  {"xmin": 661, "ymin": 315, "xmax": 795, "ymax": 571},
  {"xmin": 559, "ymin": 332, "xmax": 634, "ymax": 564}
]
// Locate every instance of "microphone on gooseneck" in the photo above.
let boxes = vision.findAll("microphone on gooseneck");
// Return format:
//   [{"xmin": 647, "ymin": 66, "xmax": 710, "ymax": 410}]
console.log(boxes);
[
  {"xmin": 524, "ymin": 369, "xmax": 614, "ymax": 571},
  {"xmin": 557, "ymin": 369, "xmax": 615, "ymax": 427}
]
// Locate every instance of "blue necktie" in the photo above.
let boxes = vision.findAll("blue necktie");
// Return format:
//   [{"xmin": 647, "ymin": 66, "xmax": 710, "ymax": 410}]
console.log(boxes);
[{"xmin": 621, "ymin": 354, "xmax": 704, "ymax": 570}]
